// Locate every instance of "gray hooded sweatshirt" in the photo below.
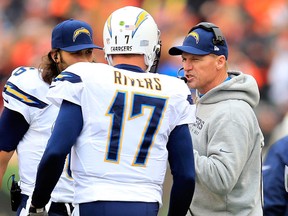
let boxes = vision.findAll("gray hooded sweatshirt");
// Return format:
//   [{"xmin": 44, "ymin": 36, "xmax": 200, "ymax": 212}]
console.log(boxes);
[{"xmin": 188, "ymin": 71, "xmax": 264, "ymax": 216}]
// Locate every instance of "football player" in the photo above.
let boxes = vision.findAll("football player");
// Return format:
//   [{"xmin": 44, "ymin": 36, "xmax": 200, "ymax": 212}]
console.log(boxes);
[{"xmin": 29, "ymin": 6, "xmax": 196, "ymax": 216}]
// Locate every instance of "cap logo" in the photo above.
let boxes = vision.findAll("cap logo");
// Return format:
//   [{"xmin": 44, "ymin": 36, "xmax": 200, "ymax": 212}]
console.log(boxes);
[
  {"xmin": 188, "ymin": 31, "xmax": 199, "ymax": 44},
  {"xmin": 73, "ymin": 27, "xmax": 91, "ymax": 42},
  {"xmin": 214, "ymin": 45, "xmax": 219, "ymax": 51}
]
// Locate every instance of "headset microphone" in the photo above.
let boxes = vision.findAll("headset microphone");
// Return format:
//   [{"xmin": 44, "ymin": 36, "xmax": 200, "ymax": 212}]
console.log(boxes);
[
  {"xmin": 177, "ymin": 67, "xmax": 187, "ymax": 83},
  {"xmin": 180, "ymin": 76, "xmax": 188, "ymax": 83}
]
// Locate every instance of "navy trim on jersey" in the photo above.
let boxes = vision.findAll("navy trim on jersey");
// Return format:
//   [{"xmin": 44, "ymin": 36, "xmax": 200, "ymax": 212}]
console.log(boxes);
[
  {"xmin": 115, "ymin": 64, "xmax": 145, "ymax": 73},
  {"xmin": 0, "ymin": 107, "xmax": 29, "ymax": 151},
  {"xmin": 53, "ymin": 71, "xmax": 82, "ymax": 83},
  {"xmin": 167, "ymin": 124, "xmax": 195, "ymax": 216},
  {"xmin": 32, "ymin": 100, "xmax": 83, "ymax": 208},
  {"xmin": 4, "ymin": 82, "xmax": 48, "ymax": 108}
]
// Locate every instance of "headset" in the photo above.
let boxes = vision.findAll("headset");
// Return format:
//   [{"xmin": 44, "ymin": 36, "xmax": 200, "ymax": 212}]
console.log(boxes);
[
  {"xmin": 177, "ymin": 67, "xmax": 187, "ymax": 83},
  {"xmin": 188, "ymin": 22, "xmax": 225, "ymax": 46}
]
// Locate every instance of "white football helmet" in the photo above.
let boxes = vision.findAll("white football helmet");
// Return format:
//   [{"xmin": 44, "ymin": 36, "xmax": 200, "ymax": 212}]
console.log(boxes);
[{"xmin": 103, "ymin": 6, "xmax": 161, "ymax": 72}]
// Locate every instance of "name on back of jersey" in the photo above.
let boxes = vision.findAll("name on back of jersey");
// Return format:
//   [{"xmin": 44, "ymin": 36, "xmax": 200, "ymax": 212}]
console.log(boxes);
[{"xmin": 114, "ymin": 70, "xmax": 162, "ymax": 91}]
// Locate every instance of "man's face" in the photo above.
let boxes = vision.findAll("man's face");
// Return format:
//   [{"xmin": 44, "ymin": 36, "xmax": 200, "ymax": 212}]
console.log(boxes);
[
  {"xmin": 181, "ymin": 52, "xmax": 222, "ymax": 94},
  {"xmin": 57, "ymin": 48, "xmax": 95, "ymax": 71}
]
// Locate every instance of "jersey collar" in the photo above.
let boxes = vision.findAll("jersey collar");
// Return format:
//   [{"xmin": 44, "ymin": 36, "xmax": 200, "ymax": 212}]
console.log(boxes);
[{"xmin": 114, "ymin": 64, "xmax": 145, "ymax": 73}]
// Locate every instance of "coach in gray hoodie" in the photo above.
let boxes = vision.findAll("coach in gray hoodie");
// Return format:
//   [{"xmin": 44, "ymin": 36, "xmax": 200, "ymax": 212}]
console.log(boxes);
[{"xmin": 169, "ymin": 22, "xmax": 264, "ymax": 216}]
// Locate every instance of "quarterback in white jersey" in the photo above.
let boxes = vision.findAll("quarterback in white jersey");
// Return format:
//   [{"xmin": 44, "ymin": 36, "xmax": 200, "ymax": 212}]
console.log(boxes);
[
  {"xmin": 0, "ymin": 66, "xmax": 73, "ymax": 215},
  {"xmin": 30, "ymin": 62, "xmax": 196, "ymax": 216},
  {"xmin": 30, "ymin": 6, "xmax": 195, "ymax": 216},
  {"xmin": 50, "ymin": 62, "xmax": 194, "ymax": 204}
]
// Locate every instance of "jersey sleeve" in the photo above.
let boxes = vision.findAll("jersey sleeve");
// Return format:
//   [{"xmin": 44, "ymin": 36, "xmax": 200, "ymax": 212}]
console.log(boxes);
[
  {"xmin": 169, "ymin": 78, "xmax": 196, "ymax": 126},
  {"xmin": 0, "ymin": 107, "xmax": 29, "ymax": 151},
  {"xmin": 47, "ymin": 70, "xmax": 84, "ymax": 107},
  {"xmin": 177, "ymin": 99, "xmax": 196, "ymax": 126},
  {"xmin": 2, "ymin": 66, "xmax": 49, "ymax": 123}
]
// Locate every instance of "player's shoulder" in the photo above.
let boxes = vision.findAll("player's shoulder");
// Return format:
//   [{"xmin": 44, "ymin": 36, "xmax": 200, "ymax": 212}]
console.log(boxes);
[
  {"xmin": 7, "ymin": 66, "xmax": 44, "ymax": 87},
  {"xmin": 64, "ymin": 62, "xmax": 112, "ymax": 78},
  {"xmin": 156, "ymin": 73, "xmax": 183, "ymax": 83},
  {"xmin": 67, "ymin": 62, "xmax": 111, "ymax": 72},
  {"xmin": 155, "ymin": 73, "xmax": 189, "ymax": 92},
  {"xmin": 4, "ymin": 66, "xmax": 50, "ymax": 107},
  {"xmin": 9, "ymin": 66, "xmax": 40, "ymax": 78}
]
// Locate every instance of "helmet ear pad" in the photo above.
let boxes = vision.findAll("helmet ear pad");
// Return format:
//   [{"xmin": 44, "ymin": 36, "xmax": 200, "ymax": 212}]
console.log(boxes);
[
  {"xmin": 149, "ymin": 38, "xmax": 162, "ymax": 73},
  {"xmin": 103, "ymin": 6, "xmax": 161, "ymax": 72}
]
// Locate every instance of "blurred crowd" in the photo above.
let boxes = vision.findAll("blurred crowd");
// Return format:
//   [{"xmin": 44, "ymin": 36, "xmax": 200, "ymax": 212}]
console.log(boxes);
[{"xmin": 1, "ymin": 0, "xmax": 288, "ymax": 153}]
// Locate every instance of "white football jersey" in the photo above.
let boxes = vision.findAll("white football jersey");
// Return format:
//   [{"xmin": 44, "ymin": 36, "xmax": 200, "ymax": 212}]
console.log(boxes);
[
  {"xmin": 47, "ymin": 62, "xmax": 195, "ymax": 205},
  {"xmin": 2, "ymin": 66, "xmax": 73, "ymax": 202}
]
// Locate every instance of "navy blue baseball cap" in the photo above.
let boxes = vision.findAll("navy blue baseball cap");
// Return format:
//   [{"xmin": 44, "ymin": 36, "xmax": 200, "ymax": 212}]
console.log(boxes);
[
  {"xmin": 51, "ymin": 18, "xmax": 102, "ymax": 52},
  {"xmin": 169, "ymin": 24, "xmax": 228, "ymax": 59}
]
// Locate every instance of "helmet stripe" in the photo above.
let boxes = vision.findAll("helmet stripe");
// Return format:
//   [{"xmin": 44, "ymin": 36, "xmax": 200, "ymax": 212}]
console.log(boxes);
[
  {"xmin": 132, "ymin": 10, "xmax": 148, "ymax": 38},
  {"xmin": 107, "ymin": 14, "xmax": 113, "ymax": 38}
]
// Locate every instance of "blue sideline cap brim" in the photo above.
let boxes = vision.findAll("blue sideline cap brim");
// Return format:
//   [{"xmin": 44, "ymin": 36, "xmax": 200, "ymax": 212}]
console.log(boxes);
[
  {"xmin": 169, "ymin": 46, "xmax": 210, "ymax": 56},
  {"xmin": 61, "ymin": 44, "xmax": 102, "ymax": 52}
]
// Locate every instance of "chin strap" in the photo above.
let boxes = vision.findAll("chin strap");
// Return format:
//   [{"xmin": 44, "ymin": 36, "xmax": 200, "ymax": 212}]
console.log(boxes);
[{"xmin": 106, "ymin": 55, "xmax": 113, "ymax": 66}]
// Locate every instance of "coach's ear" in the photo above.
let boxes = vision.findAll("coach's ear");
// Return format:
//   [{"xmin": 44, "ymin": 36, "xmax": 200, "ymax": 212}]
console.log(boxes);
[{"xmin": 216, "ymin": 55, "xmax": 225, "ymax": 70}]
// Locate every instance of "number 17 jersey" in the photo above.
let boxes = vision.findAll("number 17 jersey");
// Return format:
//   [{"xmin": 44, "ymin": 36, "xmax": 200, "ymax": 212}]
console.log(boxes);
[{"xmin": 47, "ymin": 62, "xmax": 195, "ymax": 205}]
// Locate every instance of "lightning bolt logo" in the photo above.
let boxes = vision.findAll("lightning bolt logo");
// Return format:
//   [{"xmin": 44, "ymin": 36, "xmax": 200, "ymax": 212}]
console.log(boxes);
[
  {"xmin": 4, "ymin": 82, "xmax": 48, "ymax": 108},
  {"xmin": 54, "ymin": 72, "xmax": 82, "ymax": 83},
  {"xmin": 132, "ymin": 10, "xmax": 148, "ymax": 37},
  {"xmin": 73, "ymin": 27, "xmax": 91, "ymax": 42},
  {"xmin": 188, "ymin": 31, "xmax": 199, "ymax": 44}
]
